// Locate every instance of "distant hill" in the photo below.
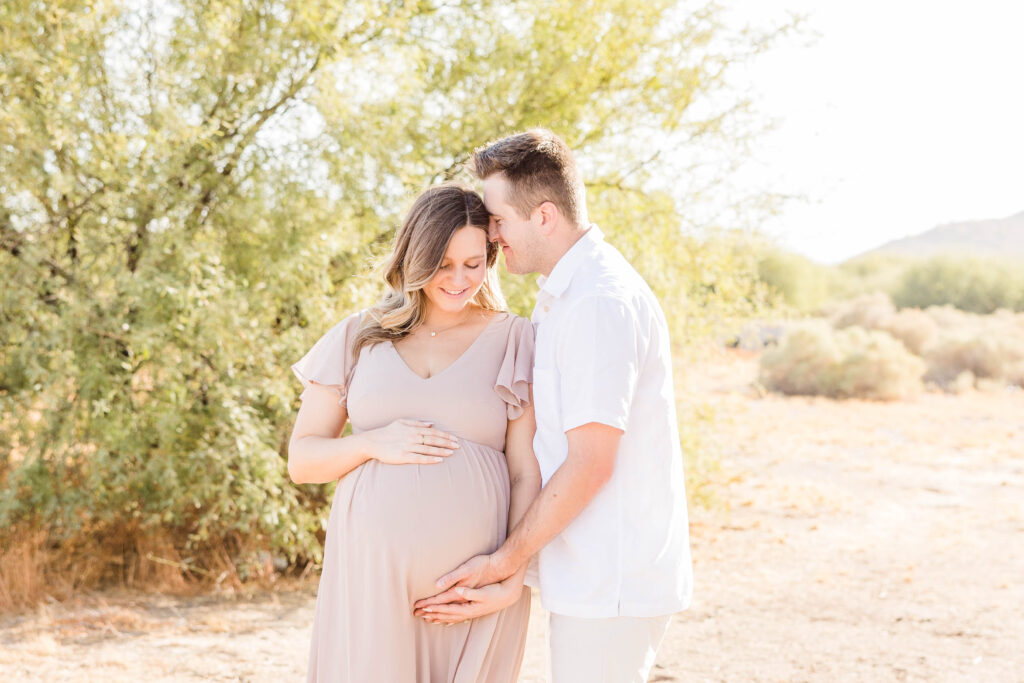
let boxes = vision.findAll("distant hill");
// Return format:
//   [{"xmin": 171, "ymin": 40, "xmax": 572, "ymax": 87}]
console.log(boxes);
[{"xmin": 856, "ymin": 211, "xmax": 1024, "ymax": 260}]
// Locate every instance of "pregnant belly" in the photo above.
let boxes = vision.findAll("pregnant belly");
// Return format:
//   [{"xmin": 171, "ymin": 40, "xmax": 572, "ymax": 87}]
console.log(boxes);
[{"xmin": 330, "ymin": 440, "xmax": 511, "ymax": 601}]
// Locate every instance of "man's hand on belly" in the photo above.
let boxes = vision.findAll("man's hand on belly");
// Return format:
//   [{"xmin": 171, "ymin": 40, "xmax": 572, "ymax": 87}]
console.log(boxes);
[
  {"xmin": 428, "ymin": 553, "xmax": 507, "ymax": 595},
  {"xmin": 412, "ymin": 576, "xmax": 525, "ymax": 625}
]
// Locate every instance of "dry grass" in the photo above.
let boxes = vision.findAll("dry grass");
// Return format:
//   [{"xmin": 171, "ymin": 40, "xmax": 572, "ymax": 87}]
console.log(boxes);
[{"xmin": 0, "ymin": 523, "xmax": 272, "ymax": 613}]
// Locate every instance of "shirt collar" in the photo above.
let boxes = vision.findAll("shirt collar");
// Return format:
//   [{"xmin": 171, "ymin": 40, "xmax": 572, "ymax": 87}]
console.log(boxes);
[{"xmin": 536, "ymin": 224, "xmax": 604, "ymax": 299}]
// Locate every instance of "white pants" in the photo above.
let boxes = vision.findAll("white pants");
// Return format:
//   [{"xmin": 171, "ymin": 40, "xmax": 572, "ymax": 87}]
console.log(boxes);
[{"xmin": 548, "ymin": 612, "xmax": 672, "ymax": 683}]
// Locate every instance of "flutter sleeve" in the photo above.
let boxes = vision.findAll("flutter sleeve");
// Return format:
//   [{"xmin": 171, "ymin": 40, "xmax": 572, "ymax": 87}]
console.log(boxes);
[
  {"xmin": 290, "ymin": 311, "xmax": 365, "ymax": 407},
  {"xmin": 494, "ymin": 315, "xmax": 536, "ymax": 420}
]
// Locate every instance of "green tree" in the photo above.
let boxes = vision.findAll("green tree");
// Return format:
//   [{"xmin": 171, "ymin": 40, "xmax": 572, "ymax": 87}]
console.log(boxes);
[
  {"xmin": 1, "ymin": 0, "xmax": 782, "ymax": 601},
  {"xmin": 755, "ymin": 246, "xmax": 833, "ymax": 312}
]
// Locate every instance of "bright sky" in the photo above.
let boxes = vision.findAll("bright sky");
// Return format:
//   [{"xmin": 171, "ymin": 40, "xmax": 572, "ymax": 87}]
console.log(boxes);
[{"xmin": 720, "ymin": 0, "xmax": 1024, "ymax": 263}]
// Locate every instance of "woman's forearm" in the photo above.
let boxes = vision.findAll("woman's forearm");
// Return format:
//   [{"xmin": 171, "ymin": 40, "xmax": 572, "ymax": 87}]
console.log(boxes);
[{"xmin": 287, "ymin": 432, "xmax": 373, "ymax": 484}]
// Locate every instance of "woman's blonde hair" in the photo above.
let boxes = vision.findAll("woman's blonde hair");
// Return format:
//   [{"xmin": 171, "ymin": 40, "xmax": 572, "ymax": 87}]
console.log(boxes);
[{"xmin": 353, "ymin": 183, "xmax": 506, "ymax": 358}]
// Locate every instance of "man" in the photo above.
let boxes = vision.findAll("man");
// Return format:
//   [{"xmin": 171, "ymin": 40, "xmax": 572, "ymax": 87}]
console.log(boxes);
[{"xmin": 414, "ymin": 129, "xmax": 692, "ymax": 682}]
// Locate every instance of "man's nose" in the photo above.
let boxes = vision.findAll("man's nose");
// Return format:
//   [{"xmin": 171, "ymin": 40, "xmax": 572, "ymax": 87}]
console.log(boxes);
[{"xmin": 487, "ymin": 219, "xmax": 499, "ymax": 242}]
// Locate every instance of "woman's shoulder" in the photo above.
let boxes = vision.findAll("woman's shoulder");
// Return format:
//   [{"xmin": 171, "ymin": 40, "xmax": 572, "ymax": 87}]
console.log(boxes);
[
  {"xmin": 309, "ymin": 309, "xmax": 372, "ymax": 351},
  {"xmin": 327, "ymin": 308, "xmax": 372, "ymax": 332},
  {"xmin": 482, "ymin": 310, "xmax": 533, "ymax": 336},
  {"xmin": 483, "ymin": 309, "xmax": 528, "ymax": 325}
]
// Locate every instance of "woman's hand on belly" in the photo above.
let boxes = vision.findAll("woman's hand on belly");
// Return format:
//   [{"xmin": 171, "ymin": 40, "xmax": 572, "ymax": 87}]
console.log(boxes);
[{"xmin": 361, "ymin": 419, "xmax": 459, "ymax": 465}]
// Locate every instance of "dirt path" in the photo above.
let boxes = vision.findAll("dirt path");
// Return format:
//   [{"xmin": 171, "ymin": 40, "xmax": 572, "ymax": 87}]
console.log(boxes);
[{"xmin": 3, "ymin": 350, "xmax": 1022, "ymax": 681}]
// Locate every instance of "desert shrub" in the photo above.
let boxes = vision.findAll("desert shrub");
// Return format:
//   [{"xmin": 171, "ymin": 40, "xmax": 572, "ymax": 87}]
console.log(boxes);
[
  {"xmin": 831, "ymin": 293, "xmax": 938, "ymax": 355},
  {"xmin": 831, "ymin": 292, "xmax": 896, "ymax": 330},
  {"xmin": 766, "ymin": 294, "xmax": 1024, "ymax": 397},
  {"xmin": 924, "ymin": 336, "xmax": 1024, "ymax": 387},
  {"xmin": 875, "ymin": 309, "xmax": 939, "ymax": 356},
  {"xmin": 922, "ymin": 304, "xmax": 975, "ymax": 330},
  {"xmin": 922, "ymin": 309, "xmax": 1024, "ymax": 388},
  {"xmin": 759, "ymin": 323, "xmax": 841, "ymax": 395},
  {"xmin": 760, "ymin": 322, "xmax": 925, "ymax": 400},
  {"xmin": 893, "ymin": 255, "xmax": 1024, "ymax": 313}
]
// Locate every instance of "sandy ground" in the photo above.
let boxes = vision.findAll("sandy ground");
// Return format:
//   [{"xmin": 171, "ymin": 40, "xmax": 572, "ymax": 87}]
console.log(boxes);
[{"xmin": 2, "ymin": 349, "xmax": 1023, "ymax": 682}]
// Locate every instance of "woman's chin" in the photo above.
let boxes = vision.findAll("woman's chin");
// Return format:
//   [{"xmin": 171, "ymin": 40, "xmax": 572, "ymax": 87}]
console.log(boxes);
[{"xmin": 428, "ymin": 291, "xmax": 480, "ymax": 314}]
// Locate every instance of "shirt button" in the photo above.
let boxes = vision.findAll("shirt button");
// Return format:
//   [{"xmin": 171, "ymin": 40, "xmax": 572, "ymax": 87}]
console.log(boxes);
[{"xmin": 543, "ymin": 305, "xmax": 550, "ymax": 312}]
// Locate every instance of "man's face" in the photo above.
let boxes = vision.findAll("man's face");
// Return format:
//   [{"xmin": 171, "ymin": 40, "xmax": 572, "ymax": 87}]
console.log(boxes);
[{"xmin": 481, "ymin": 173, "xmax": 544, "ymax": 275}]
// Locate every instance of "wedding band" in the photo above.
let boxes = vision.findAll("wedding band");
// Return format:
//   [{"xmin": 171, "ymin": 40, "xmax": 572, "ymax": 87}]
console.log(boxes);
[{"xmin": 420, "ymin": 435, "xmax": 424, "ymax": 445}]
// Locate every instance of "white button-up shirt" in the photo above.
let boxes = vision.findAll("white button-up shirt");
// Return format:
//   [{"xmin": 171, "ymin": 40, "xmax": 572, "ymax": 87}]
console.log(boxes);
[{"xmin": 530, "ymin": 225, "xmax": 693, "ymax": 618}]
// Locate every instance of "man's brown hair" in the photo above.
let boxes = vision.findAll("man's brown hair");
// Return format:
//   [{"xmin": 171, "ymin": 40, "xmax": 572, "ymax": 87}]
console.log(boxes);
[{"xmin": 470, "ymin": 129, "xmax": 587, "ymax": 228}]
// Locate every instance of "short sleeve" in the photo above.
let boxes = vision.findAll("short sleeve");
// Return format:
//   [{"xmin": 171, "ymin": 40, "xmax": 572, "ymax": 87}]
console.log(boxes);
[
  {"xmin": 494, "ymin": 315, "xmax": 536, "ymax": 420},
  {"xmin": 556, "ymin": 296, "xmax": 640, "ymax": 433},
  {"xmin": 290, "ymin": 311, "xmax": 365, "ymax": 407}
]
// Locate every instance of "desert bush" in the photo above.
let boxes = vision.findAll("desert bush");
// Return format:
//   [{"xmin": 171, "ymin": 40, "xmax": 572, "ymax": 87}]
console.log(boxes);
[
  {"xmin": 876, "ymin": 309, "xmax": 939, "ymax": 356},
  {"xmin": 831, "ymin": 293, "xmax": 938, "ymax": 355},
  {"xmin": 922, "ymin": 304, "xmax": 975, "ymax": 329},
  {"xmin": 893, "ymin": 255, "xmax": 1024, "ymax": 313},
  {"xmin": 760, "ymin": 322, "xmax": 925, "ymax": 400},
  {"xmin": 759, "ymin": 323, "xmax": 841, "ymax": 395},
  {"xmin": 922, "ymin": 309, "xmax": 1024, "ymax": 388},
  {"xmin": 831, "ymin": 292, "xmax": 896, "ymax": 330},
  {"xmin": 765, "ymin": 293, "xmax": 1024, "ymax": 398},
  {"xmin": 924, "ymin": 335, "xmax": 1024, "ymax": 387}
]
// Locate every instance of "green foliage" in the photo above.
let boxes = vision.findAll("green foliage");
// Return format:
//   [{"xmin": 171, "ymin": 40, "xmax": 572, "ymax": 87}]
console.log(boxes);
[
  {"xmin": 1, "ymin": 0, "xmax": 781, "ymax": 589},
  {"xmin": 755, "ymin": 247, "xmax": 832, "ymax": 312},
  {"xmin": 833, "ymin": 253, "xmax": 913, "ymax": 300},
  {"xmin": 892, "ymin": 255, "xmax": 1024, "ymax": 313},
  {"xmin": 759, "ymin": 322, "xmax": 925, "ymax": 400},
  {"xmin": 590, "ymin": 191, "xmax": 770, "ymax": 345},
  {"xmin": 759, "ymin": 248, "xmax": 1024, "ymax": 316}
]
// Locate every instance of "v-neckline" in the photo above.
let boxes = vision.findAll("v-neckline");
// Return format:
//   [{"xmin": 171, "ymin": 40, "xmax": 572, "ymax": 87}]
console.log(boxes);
[{"xmin": 389, "ymin": 313, "xmax": 505, "ymax": 381}]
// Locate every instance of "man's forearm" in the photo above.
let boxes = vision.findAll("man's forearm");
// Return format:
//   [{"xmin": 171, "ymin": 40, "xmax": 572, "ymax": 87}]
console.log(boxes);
[
  {"xmin": 503, "ymin": 471, "xmax": 541, "ymax": 582},
  {"xmin": 494, "ymin": 452, "xmax": 610, "ymax": 576}
]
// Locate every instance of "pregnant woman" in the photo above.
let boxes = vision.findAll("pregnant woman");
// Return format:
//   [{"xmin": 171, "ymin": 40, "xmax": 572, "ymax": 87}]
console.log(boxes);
[{"xmin": 287, "ymin": 183, "xmax": 539, "ymax": 682}]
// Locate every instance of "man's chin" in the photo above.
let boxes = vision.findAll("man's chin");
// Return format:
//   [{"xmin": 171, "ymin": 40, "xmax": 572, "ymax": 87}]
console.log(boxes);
[
  {"xmin": 500, "ymin": 254, "xmax": 518, "ymax": 274},
  {"xmin": 501, "ymin": 253, "xmax": 530, "ymax": 275}
]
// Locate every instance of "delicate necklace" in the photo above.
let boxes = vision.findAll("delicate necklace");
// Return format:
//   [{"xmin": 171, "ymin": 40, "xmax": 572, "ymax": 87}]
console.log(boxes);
[{"xmin": 422, "ymin": 310, "xmax": 474, "ymax": 337}]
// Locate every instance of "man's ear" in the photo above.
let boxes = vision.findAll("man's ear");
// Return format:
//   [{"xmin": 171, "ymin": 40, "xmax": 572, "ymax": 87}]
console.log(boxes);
[{"xmin": 536, "ymin": 201, "xmax": 559, "ymax": 235}]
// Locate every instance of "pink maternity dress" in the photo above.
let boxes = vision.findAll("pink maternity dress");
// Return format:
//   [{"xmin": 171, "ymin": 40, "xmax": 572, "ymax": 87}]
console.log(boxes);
[{"xmin": 291, "ymin": 310, "xmax": 534, "ymax": 682}]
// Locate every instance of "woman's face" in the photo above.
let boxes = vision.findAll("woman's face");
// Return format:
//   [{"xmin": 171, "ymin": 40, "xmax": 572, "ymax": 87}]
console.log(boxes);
[{"xmin": 422, "ymin": 225, "xmax": 489, "ymax": 315}]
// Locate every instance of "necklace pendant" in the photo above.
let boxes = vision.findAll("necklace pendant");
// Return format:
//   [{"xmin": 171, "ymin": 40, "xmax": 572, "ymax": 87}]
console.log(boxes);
[{"xmin": 430, "ymin": 331, "xmax": 437, "ymax": 337}]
